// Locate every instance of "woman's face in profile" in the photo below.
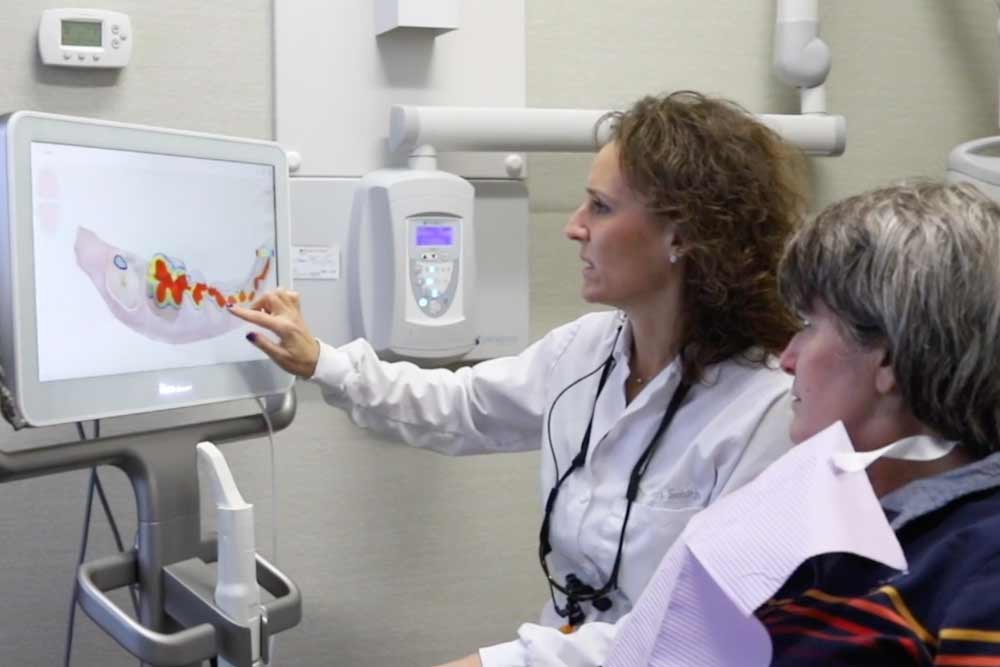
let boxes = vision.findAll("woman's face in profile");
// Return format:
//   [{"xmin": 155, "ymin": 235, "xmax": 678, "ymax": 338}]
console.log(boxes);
[
  {"xmin": 563, "ymin": 142, "xmax": 679, "ymax": 309},
  {"xmin": 779, "ymin": 301, "xmax": 887, "ymax": 448}
]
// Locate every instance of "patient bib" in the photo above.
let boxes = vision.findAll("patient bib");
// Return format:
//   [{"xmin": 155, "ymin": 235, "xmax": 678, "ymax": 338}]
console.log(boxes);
[{"xmin": 605, "ymin": 421, "xmax": 927, "ymax": 667}]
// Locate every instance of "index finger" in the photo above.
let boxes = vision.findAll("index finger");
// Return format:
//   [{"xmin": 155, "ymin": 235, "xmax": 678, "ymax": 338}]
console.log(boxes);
[{"xmin": 227, "ymin": 304, "xmax": 287, "ymax": 335}]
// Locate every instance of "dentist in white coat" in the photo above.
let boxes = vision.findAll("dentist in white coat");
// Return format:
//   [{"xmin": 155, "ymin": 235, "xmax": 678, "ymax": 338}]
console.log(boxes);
[{"xmin": 232, "ymin": 90, "xmax": 808, "ymax": 667}]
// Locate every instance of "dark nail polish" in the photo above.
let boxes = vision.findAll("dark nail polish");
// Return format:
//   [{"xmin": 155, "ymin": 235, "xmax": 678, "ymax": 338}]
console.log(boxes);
[{"xmin": 246, "ymin": 332, "xmax": 257, "ymax": 342}]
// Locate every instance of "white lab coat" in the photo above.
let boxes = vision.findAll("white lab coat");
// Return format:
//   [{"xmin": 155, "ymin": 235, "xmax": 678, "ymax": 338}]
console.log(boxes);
[{"xmin": 310, "ymin": 310, "xmax": 793, "ymax": 667}]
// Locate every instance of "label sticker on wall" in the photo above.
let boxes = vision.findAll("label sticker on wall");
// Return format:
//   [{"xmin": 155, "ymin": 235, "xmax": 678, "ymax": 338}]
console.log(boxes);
[{"xmin": 292, "ymin": 244, "xmax": 340, "ymax": 280}]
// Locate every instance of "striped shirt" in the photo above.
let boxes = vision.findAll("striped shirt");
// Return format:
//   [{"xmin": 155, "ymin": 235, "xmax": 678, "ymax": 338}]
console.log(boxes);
[{"xmin": 758, "ymin": 452, "xmax": 1000, "ymax": 666}]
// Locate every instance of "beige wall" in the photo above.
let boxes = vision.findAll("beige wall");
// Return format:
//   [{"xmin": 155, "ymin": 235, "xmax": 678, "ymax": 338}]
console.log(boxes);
[
  {"xmin": 0, "ymin": 1, "xmax": 997, "ymax": 665},
  {"xmin": 0, "ymin": 0, "xmax": 272, "ymax": 137}
]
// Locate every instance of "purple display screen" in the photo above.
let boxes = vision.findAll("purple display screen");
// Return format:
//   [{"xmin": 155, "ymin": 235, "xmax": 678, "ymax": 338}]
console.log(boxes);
[{"xmin": 416, "ymin": 225, "xmax": 454, "ymax": 246}]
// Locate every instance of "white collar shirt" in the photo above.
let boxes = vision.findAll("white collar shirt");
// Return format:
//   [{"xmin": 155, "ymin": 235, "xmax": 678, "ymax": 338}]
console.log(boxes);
[{"xmin": 311, "ymin": 310, "xmax": 794, "ymax": 667}]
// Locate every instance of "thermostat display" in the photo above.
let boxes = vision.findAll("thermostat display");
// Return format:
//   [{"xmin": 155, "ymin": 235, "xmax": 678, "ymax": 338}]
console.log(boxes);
[
  {"xmin": 62, "ymin": 20, "xmax": 102, "ymax": 47},
  {"xmin": 39, "ymin": 9, "xmax": 132, "ymax": 69}
]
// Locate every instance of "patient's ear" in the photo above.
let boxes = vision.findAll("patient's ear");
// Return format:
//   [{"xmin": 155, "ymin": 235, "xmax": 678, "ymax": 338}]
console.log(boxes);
[{"xmin": 874, "ymin": 348, "xmax": 896, "ymax": 395}]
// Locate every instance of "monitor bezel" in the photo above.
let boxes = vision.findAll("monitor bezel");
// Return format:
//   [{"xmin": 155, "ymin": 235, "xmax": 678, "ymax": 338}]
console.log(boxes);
[{"xmin": 0, "ymin": 111, "xmax": 294, "ymax": 427}]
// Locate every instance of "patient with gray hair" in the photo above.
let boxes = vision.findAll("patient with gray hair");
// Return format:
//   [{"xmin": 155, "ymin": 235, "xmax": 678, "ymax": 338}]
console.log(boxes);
[
  {"xmin": 623, "ymin": 180, "xmax": 1000, "ymax": 666},
  {"xmin": 747, "ymin": 180, "xmax": 1000, "ymax": 664},
  {"xmin": 486, "ymin": 181, "xmax": 1000, "ymax": 667}
]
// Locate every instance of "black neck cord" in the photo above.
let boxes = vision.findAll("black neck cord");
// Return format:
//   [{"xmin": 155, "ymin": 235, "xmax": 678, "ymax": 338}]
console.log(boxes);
[
  {"xmin": 544, "ymin": 321, "xmax": 624, "ymax": 480},
  {"xmin": 539, "ymin": 319, "xmax": 691, "ymax": 626}
]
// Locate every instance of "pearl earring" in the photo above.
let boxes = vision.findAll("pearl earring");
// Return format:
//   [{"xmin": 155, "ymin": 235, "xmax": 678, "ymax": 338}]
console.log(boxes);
[{"xmin": 669, "ymin": 253, "xmax": 679, "ymax": 264}]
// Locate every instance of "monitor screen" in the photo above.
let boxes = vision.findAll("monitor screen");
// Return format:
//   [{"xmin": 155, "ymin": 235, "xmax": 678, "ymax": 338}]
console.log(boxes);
[
  {"xmin": 31, "ymin": 142, "xmax": 277, "ymax": 382},
  {"xmin": 0, "ymin": 111, "xmax": 293, "ymax": 426}
]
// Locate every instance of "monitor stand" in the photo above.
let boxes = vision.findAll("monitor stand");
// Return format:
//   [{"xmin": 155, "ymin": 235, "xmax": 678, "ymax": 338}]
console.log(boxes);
[{"xmin": 0, "ymin": 391, "xmax": 302, "ymax": 667}]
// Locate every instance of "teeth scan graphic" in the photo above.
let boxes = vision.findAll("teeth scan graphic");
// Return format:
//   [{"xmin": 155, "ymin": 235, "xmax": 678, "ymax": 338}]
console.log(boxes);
[{"xmin": 74, "ymin": 226, "xmax": 273, "ymax": 344}]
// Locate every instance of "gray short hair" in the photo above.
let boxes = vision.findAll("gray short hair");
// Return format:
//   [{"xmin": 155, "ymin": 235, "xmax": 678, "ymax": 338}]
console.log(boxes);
[{"xmin": 779, "ymin": 181, "xmax": 1000, "ymax": 457}]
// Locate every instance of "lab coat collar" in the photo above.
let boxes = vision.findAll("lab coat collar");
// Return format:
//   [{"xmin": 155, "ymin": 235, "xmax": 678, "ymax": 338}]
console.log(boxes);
[
  {"xmin": 610, "ymin": 313, "xmax": 683, "ymax": 405},
  {"xmin": 609, "ymin": 312, "xmax": 723, "ymax": 387},
  {"xmin": 587, "ymin": 314, "xmax": 684, "ymax": 462}
]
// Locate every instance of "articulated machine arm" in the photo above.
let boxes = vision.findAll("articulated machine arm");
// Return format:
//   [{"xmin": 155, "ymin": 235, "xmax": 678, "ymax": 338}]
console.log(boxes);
[{"xmin": 773, "ymin": 0, "xmax": 833, "ymax": 114}]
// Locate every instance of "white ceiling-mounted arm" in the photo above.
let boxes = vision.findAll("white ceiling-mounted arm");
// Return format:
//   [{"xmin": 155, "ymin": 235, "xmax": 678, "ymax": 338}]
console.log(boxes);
[
  {"xmin": 388, "ymin": 105, "xmax": 615, "ymax": 154},
  {"xmin": 774, "ymin": 0, "xmax": 832, "ymax": 113},
  {"xmin": 758, "ymin": 113, "xmax": 844, "ymax": 155},
  {"xmin": 390, "ymin": 104, "xmax": 844, "ymax": 157}
]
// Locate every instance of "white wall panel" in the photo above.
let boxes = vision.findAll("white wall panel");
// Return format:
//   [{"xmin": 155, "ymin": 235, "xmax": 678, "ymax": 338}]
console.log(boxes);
[{"xmin": 0, "ymin": 1, "xmax": 272, "ymax": 138}]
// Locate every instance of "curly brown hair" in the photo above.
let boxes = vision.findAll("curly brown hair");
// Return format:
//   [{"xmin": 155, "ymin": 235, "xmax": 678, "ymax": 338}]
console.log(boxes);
[{"xmin": 607, "ymin": 91, "xmax": 808, "ymax": 383}]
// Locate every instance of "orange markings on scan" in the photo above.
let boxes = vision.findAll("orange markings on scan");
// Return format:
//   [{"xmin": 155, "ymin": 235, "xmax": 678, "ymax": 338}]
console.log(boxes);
[
  {"xmin": 151, "ymin": 257, "xmax": 190, "ymax": 306},
  {"xmin": 253, "ymin": 257, "xmax": 271, "ymax": 291},
  {"xmin": 149, "ymin": 253, "xmax": 267, "ymax": 309},
  {"xmin": 206, "ymin": 287, "xmax": 227, "ymax": 308}
]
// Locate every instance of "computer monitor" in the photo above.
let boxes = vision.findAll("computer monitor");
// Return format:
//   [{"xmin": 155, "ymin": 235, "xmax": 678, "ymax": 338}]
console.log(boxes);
[{"xmin": 0, "ymin": 111, "xmax": 293, "ymax": 426}]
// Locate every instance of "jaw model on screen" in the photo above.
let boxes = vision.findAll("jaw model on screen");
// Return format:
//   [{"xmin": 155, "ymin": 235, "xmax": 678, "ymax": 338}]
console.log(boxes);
[{"xmin": 73, "ymin": 226, "xmax": 273, "ymax": 344}]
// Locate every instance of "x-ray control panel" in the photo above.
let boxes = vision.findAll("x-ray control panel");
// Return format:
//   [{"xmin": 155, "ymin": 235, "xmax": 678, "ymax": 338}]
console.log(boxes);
[
  {"xmin": 349, "ymin": 167, "xmax": 476, "ymax": 359},
  {"xmin": 409, "ymin": 216, "xmax": 461, "ymax": 319}
]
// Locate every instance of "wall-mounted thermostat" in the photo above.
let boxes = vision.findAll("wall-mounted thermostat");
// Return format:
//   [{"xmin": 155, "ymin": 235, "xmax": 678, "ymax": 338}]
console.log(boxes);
[{"xmin": 38, "ymin": 8, "xmax": 132, "ymax": 69}]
